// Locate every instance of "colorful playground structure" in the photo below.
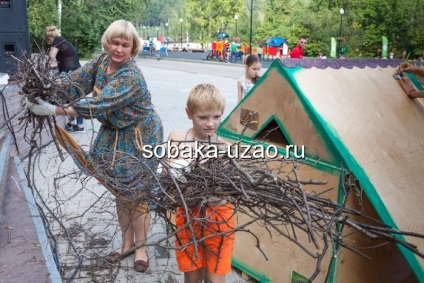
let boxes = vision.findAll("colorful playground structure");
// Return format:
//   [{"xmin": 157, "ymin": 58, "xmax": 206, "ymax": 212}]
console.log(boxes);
[{"xmin": 204, "ymin": 37, "xmax": 290, "ymax": 62}]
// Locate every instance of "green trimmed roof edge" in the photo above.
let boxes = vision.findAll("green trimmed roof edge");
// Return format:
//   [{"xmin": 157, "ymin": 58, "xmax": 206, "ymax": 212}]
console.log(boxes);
[
  {"xmin": 282, "ymin": 61, "xmax": 424, "ymax": 281},
  {"xmin": 232, "ymin": 257, "xmax": 271, "ymax": 283},
  {"xmin": 219, "ymin": 59, "xmax": 424, "ymax": 281},
  {"xmin": 218, "ymin": 126, "xmax": 341, "ymax": 175}
]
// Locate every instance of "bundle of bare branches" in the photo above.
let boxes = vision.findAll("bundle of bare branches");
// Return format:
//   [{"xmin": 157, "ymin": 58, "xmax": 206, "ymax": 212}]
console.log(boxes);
[
  {"xmin": 13, "ymin": 52, "xmax": 68, "ymax": 104},
  {"xmin": 152, "ymin": 141, "xmax": 424, "ymax": 281},
  {"xmin": 10, "ymin": 53, "xmax": 424, "ymax": 281},
  {"xmin": 10, "ymin": 52, "xmax": 73, "ymax": 178}
]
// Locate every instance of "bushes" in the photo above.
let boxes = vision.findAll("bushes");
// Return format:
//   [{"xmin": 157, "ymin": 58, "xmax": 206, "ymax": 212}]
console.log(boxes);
[{"xmin": 27, "ymin": 0, "xmax": 141, "ymax": 58}]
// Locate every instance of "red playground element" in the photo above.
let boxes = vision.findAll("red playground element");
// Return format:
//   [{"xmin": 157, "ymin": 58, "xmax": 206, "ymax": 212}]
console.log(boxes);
[{"xmin": 205, "ymin": 41, "xmax": 230, "ymax": 62}]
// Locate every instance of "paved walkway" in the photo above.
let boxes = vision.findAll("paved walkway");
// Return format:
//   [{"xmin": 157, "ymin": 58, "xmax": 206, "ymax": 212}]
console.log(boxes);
[
  {"xmin": 24, "ymin": 59, "xmax": 258, "ymax": 283},
  {"xmin": 0, "ymin": 155, "xmax": 60, "ymax": 283}
]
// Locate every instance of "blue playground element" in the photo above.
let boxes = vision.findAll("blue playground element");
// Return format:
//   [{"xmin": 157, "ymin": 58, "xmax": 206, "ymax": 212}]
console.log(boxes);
[{"xmin": 266, "ymin": 37, "xmax": 289, "ymax": 47}]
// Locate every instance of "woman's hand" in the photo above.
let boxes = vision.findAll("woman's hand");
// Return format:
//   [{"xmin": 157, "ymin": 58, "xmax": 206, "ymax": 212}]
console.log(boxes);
[{"xmin": 26, "ymin": 98, "xmax": 57, "ymax": 116}]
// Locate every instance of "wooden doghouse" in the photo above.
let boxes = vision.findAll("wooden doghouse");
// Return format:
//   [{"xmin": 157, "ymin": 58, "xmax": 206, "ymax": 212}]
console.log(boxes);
[{"xmin": 217, "ymin": 59, "xmax": 424, "ymax": 282}]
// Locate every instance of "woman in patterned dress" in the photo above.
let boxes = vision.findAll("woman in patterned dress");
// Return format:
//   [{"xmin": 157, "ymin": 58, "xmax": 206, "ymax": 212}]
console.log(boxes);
[{"xmin": 27, "ymin": 20, "xmax": 163, "ymax": 273}]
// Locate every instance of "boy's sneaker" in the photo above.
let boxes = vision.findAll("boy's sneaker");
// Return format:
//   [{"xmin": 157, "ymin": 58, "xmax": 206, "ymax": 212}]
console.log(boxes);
[
  {"xmin": 73, "ymin": 125, "xmax": 85, "ymax": 132},
  {"xmin": 65, "ymin": 123, "xmax": 74, "ymax": 132}
]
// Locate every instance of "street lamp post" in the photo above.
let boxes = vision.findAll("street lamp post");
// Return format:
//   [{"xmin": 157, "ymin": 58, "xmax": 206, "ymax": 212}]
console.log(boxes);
[
  {"xmin": 156, "ymin": 27, "xmax": 159, "ymax": 39},
  {"xmin": 338, "ymin": 8, "xmax": 345, "ymax": 58},
  {"xmin": 165, "ymin": 22, "xmax": 169, "ymax": 48},
  {"xmin": 143, "ymin": 26, "xmax": 146, "ymax": 39},
  {"xmin": 220, "ymin": 21, "xmax": 224, "ymax": 38},
  {"xmin": 249, "ymin": 0, "xmax": 253, "ymax": 54},
  {"xmin": 234, "ymin": 14, "xmax": 238, "ymax": 36},
  {"xmin": 179, "ymin": 18, "xmax": 183, "ymax": 50}
]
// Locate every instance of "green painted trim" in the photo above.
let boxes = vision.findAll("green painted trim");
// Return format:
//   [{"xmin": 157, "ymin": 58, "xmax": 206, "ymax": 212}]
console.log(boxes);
[
  {"xmin": 336, "ymin": 170, "xmax": 347, "ymax": 204},
  {"xmin": 327, "ymin": 173, "xmax": 348, "ymax": 283},
  {"xmin": 232, "ymin": 257, "xmax": 271, "ymax": 283},
  {"xmin": 406, "ymin": 73, "xmax": 424, "ymax": 91},
  {"xmin": 220, "ymin": 60, "xmax": 424, "ymax": 281},
  {"xmin": 291, "ymin": 270, "xmax": 311, "ymax": 283},
  {"xmin": 275, "ymin": 62, "xmax": 343, "ymax": 167},
  {"xmin": 335, "ymin": 152, "xmax": 424, "ymax": 281},
  {"xmin": 218, "ymin": 59, "xmax": 343, "ymax": 167},
  {"xmin": 251, "ymin": 114, "xmax": 294, "ymax": 145},
  {"xmin": 218, "ymin": 60, "xmax": 343, "ymax": 175},
  {"xmin": 218, "ymin": 60, "xmax": 278, "ymax": 139},
  {"xmin": 291, "ymin": 74, "xmax": 424, "ymax": 281},
  {"xmin": 327, "ymin": 252, "xmax": 338, "ymax": 283},
  {"xmin": 218, "ymin": 126, "xmax": 342, "ymax": 175}
]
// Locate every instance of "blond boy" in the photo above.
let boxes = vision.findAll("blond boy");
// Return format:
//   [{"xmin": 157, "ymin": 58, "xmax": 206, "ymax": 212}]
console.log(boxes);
[{"xmin": 167, "ymin": 84, "xmax": 235, "ymax": 283}]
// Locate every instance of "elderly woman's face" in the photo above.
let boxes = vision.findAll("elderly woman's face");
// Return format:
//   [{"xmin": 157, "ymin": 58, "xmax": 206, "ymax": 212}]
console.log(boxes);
[{"xmin": 108, "ymin": 36, "xmax": 133, "ymax": 65}]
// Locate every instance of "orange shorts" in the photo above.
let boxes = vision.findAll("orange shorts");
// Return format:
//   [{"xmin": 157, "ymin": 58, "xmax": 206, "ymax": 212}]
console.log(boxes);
[{"xmin": 175, "ymin": 204, "xmax": 236, "ymax": 274}]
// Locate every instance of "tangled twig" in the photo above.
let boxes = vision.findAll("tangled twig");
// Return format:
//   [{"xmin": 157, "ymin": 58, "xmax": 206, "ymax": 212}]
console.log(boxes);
[{"xmin": 151, "ymin": 140, "xmax": 424, "ymax": 281}]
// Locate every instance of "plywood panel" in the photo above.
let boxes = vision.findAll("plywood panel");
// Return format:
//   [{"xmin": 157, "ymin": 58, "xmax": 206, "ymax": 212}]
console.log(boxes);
[
  {"xmin": 223, "ymin": 62, "xmax": 424, "ymax": 280},
  {"xmin": 222, "ymin": 68, "xmax": 337, "ymax": 164},
  {"xmin": 294, "ymin": 65, "xmax": 424, "ymax": 272},
  {"xmin": 337, "ymin": 194, "xmax": 417, "ymax": 283},
  {"xmin": 233, "ymin": 165, "xmax": 341, "ymax": 282}
]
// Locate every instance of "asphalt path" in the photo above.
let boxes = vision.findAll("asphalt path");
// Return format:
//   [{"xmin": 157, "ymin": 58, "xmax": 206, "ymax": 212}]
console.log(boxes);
[
  {"xmin": 134, "ymin": 56, "xmax": 268, "ymax": 139},
  {"xmin": 23, "ymin": 57, "xmax": 264, "ymax": 283}
]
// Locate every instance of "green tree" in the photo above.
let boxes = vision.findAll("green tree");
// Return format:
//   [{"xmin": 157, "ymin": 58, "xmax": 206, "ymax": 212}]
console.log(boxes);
[
  {"xmin": 27, "ymin": 0, "xmax": 58, "ymax": 52},
  {"xmin": 138, "ymin": 0, "xmax": 182, "ymax": 41},
  {"xmin": 27, "ymin": 0, "xmax": 424, "ymax": 59},
  {"xmin": 60, "ymin": 0, "xmax": 143, "ymax": 57},
  {"xmin": 184, "ymin": 0, "xmax": 244, "ymax": 43},
  {"xmin": 27, "ymin": 0, "xmax": 145, "ymax": 57}
]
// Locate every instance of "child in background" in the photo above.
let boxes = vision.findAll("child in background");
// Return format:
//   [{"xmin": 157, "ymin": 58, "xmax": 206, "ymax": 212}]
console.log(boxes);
[
  {"xmin": 237, "ymin": 54, "xmax": 261, "ymax": 102},
  {"xmin": 166, "ymin": 83, "xmax": 236, "ymax": 283}
]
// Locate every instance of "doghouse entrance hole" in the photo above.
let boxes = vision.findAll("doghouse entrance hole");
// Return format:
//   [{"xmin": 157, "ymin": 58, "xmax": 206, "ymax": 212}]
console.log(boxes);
[{"xmin": 254, "ymin": 119, "xmax": 289, "ymax": 148}]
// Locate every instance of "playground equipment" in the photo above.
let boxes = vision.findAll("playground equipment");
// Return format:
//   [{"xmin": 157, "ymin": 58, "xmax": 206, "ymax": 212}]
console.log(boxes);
[{"xmin": 204, "ymin": 41, "xmax": 251, "ymax": 62}]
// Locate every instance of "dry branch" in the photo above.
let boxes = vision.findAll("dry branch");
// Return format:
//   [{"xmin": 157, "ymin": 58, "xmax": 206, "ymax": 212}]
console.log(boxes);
[{"xmin": 152, "ymin": 141, "xmax": 424, "ymax": 281}]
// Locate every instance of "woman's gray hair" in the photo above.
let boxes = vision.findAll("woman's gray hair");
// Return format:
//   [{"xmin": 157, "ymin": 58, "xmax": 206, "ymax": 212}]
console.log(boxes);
[{"xmin": 101, "ymin": 20, "xmax": 141, "ymax": 57}]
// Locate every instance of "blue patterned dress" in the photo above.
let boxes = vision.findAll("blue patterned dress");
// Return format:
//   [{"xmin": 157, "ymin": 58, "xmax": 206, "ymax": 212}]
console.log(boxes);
[{"xmin": 64, "ymin": 53, "xmax": 163, "ymax": 198}]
